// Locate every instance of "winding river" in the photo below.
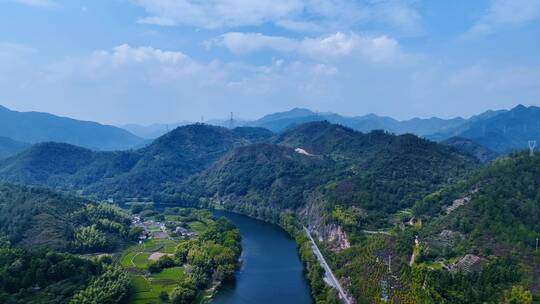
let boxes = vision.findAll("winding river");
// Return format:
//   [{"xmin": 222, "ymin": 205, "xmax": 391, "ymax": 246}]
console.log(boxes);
[{"xmin": 212, "ymin": 210, "xmax": 313, "ymax": 304}]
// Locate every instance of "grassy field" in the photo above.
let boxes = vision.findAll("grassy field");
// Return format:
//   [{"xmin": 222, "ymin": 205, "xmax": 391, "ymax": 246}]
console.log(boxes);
[
  {"xmin": 120, "ymin": 239, "xmax": 185, "ymax": 303},
  {"xmin": 128, "ymin": 268, "xmax": 186, "ymax": 304},
  {"xmin": 188, "ymin": 221, "xmax": 207, "ymax": 234},
  {"xmin": 142, "ymin": 239, "xmax": 177, "ymax": 254}
]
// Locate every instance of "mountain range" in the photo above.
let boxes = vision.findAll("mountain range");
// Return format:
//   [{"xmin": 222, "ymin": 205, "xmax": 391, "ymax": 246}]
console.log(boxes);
[
  {"xmin": 0, "ymin": 121, "xmax": 478, "ymax": 228},
  {"xmin": 243, "ymin": 105, "xmax": 538, "ymax": 155},
  {"xmin": 2, "ymin": 103, "xmax": 536, "ymax": 160},
  {"xmin": 0, "ymin": 109, "xmax": 538, "ymax": 302},
  {"xmin": 0, "ymin": 124, "xmax": 273, "ymax": 199},
  {"xmin": 175, "ymin": 122, "xmax": 478, "ymax": 227},
  {"xmin": 0, "ymin": 105, "xmax": 144, "ymax": 151},
  {"xmin": 119, "ymin": 104, "xmax": 539, "ymax": 156}
]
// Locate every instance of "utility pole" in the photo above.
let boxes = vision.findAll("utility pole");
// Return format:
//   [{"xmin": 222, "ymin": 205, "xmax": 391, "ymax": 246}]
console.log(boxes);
[{"xmin": 529, "ymin": 140, "xmax": 537, "ymax": 157}]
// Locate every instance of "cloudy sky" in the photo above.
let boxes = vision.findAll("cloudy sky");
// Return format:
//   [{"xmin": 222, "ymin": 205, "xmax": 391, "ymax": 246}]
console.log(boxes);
[{"xmin": 0, "ymin": 0, "xmax": 539, "ymax": 124}]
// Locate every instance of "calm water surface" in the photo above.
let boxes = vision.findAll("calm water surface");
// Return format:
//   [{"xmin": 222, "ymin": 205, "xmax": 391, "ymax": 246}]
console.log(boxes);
[{"xmin": 212, "ymin": 210, "xmax": 313, "ymax": 304}]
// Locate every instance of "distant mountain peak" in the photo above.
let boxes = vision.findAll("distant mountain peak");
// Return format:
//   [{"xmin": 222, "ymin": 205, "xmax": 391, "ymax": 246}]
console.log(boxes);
[
  {"xmin": 512, "ymin": 104, "xmax": 527, "ymax": 110},
  {"xmin": 0, "ymin": 104, "xmax": 143, "ymax": 151}
]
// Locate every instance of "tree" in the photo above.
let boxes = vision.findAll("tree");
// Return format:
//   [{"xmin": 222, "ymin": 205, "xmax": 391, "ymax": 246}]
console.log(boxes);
[
  {"xmin": 71, "ymin": 225, "xmax": 109, "ymax": 252},
  {"xmin": 69, "ymin": 266, "xmax": 130, "ymax": 304},
  {"xmin": 503, "ymin": 286, "xmax": 533, "ymax": 304},
  {"xmin": 159, "ymin": 291, "xmax": 169, "ymax": 302},
  {"xmin": 170, "ymin": 279, "xmax": 197, "ymax": 304},
  {"xmin": 130, "ymin": 203, "xmax": 144, "ymax": 214},
  {"xmin": 128, "ymin": 227, "xmax": 144, "ymax": 241}
]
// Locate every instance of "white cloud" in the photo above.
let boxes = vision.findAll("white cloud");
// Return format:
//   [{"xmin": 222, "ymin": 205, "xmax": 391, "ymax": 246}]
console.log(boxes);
[
  {"xmin": 208, "ymin": 32, "xmax": 404, "ymax": 63},
  {"xmin": 373, "ymin": 1, "xmax": 423, "ymax": 35},
  {"xmin": 133, "ymin": 0, "xmax": 422, "ymax": 33},
  {"xmin": 0, "ymin": 43, "xmax": 345, "ymax": 123},
  {"xmin": 134, "ymin": 0, "xmax": 304, "ymax": 28},
  {"xmin": 275, "ymin": 20, "xmax": 323, "ymax": 32},
  {"xmin": 206, "ymin": 32, "xmax": 298, "ymax": 54},
  {"xmin": 11, "ymin": 0, "xmax": 56, "ymax": 8},
  {"xmin": 4, "ymin": 42, "xmax": 537, "ymax": 124},
  {"xmin": 469, "ymin": 0, "xmax": 540, "ymax": 35},
  {"xmin": 105, "ymin": 44, "xmax": 189, "ymax": 67},
  {"xmin": 48, "ymin": 44, "xmax": 215, "ymax": 85}
]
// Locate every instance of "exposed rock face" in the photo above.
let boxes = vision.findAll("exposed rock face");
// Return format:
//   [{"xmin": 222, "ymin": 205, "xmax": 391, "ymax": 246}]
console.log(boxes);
[
  {"xmin": 299, "ymin": 193, "xmax": 351, "ymax": 251},
  {"xmin": 327, "ymin": 224, "xmax": 351, "ymax": 251}
]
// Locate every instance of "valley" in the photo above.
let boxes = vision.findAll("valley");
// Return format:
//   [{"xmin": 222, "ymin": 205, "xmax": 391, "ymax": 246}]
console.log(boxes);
[
  {"xmin": 3, "ymin": 2, "xmax": 540, "ymax": 303},
  {"xmin": 0, "ymin": 107, "xmax": 538, "ymax": 304}
]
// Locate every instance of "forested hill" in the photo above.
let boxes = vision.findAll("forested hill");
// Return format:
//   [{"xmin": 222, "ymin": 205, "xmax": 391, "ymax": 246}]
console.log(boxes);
[
  {"xmin": 0, "ymin": 183, "xmax": 137, "ymax": 253},
  {"xmin": 177, "ymin": 143, "xmax": 334, "ymax": 210},
  {"xmin": 410, "ymin": 152, "xmax": 540, "ymax": 298},
  {"xmin": 442, "ymin": 137, "xmax": 499, "ymax": 163},
  {"xmin": 0, "ymin": 105, "xmax": 144, "ymax": 151},
  {"xmin": 85, "ymin": 124, "xmax": 261, "ymax": 197},
  {"xmin": 173, "ymin": 121, "xmax": 478, "ymax": 228},
  {"xmin": 0, "ymin": 183, "xmax": 86, "ymax": 250},
  {"xmin": 416, "ymin": 152, "xmax": 540, "ymax": 246},
  {"xmin": 0, "ymin": 142, "xmax": 140, "ymax": 189},
  {"xmin": 0, "ymin": 124, "xmax": 272, "ymax": 199}
]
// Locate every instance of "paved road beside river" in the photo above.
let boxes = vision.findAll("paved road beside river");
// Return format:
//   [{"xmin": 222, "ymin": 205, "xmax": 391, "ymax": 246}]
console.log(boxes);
[{"xmin": 303, "ymin": 227, "xmax": 352, "ymax": 304}]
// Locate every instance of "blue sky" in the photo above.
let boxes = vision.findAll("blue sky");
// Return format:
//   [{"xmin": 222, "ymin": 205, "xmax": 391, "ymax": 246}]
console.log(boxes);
[{"xmin": 0, "ymin": 0, "xmax": 539, "ymax": 124}]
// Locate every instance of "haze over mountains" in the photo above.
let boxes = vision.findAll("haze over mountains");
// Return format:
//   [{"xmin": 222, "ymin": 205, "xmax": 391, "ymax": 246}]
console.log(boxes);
[
  {"xmin": 0, "ymin": 105, "xmax": 144, "ymax": 152},
  {"xmin": 122, "ymin": 104, "xmax": 539, "ymax": 155},
  {"xmin": 0, "ymin": 103, "xmax": 538, "ymax": 163},
  {"xmin": 0, "ymin": 136, "xmax": 30, "ymax": 159}
]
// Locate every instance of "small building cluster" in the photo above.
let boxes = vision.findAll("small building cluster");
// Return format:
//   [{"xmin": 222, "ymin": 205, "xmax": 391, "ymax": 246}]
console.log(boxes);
[{"xmin": 131, "ymin": 215, "xmax": 196, "ymax": 241}]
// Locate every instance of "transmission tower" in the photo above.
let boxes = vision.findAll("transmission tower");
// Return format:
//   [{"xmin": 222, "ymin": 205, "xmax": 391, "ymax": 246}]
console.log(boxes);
[
  {"xmin": 229, "ymin": 112, "xmax": 234, "ymax": 129},
  {"xmin": 529, "ymin": 140, "xmax": 537, "ymax": 156}
]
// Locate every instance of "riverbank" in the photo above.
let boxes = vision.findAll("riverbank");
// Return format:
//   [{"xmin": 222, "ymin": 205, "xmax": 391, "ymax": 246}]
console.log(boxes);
[
  {"xmin": 210, "ymin": 206, "xmax": 341, "ymax": 303},
  {"xmin": 118, "ymin": 207, "xmax": 241, "ymax": 304},
  {"xmin": 212, "ymin": 210, "xmax": 312, "ymax": 304}
]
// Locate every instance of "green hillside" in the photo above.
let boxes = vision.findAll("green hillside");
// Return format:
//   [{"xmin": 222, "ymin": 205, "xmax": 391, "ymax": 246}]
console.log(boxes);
[
  {"xmin": 0, "ymin": 183, "xmax": 136, "ymax": 252},
  {"xmin": 313, "ymin": 152, "xmax": 539, "ymax": 304},
  {"xmin": 400, "ymin": 152, "xmax": 540, "ymax": 302},
  {"xmin": 0, "ymin": 124, "xmax": 268, "ymax": 199},
  {"xmin": 442, "ymin": 137, "xmax": 499, "ymax": 163},
  {"xmin": 173, "ymin": 122, "xmax": 478, "ymax": 229}
]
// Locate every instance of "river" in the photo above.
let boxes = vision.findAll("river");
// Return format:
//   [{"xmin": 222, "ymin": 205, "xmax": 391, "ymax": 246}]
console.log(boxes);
[{"xmin": 212, "ymin": 210, "xmax": 313, "ymax": 304}]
